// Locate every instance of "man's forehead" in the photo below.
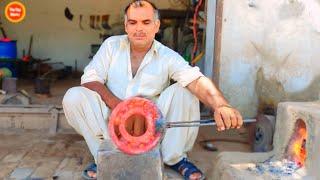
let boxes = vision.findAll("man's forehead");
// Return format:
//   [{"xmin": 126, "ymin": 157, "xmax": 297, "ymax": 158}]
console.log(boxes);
[{"xmin": 126, "ymin": 7, "xmax": 154, "ymax": 20}]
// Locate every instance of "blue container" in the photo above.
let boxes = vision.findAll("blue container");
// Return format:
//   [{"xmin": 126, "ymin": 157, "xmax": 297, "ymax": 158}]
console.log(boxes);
[
  {"xmin": 0, "ymin": 40, "xmax": 17, "ymax": 58},
  {"xmin": 0, "ymin": 40, "xmax": 17, "ymax": 77}
]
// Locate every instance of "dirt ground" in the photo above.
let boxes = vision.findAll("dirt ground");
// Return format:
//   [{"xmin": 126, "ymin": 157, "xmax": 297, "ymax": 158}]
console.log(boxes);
[{"xmin": 0, "ymin": 78, "xmax": 252, "ymax": 179}]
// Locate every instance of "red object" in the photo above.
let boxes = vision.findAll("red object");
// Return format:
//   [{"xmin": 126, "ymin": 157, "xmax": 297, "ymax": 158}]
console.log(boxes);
[
  {"xmin": 191, "ymin": 0, "xmax": 203, "ymax": 65},
  {"xmin": 22, "ymin": 55, "xmax": 30, "ymax": 62},
  {"xmin": 0, "ymin": 38, "xmax": 12, "ymax": 42},
  {"xmin": 108, "ymin": 97, "xmax": 162, "ymax": 155}
]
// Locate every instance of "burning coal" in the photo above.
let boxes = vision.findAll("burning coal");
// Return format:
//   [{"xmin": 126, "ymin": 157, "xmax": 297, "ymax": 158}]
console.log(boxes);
[{"xmin": 285, "ymin": 119, "xmax": 307, "ymax": 167}]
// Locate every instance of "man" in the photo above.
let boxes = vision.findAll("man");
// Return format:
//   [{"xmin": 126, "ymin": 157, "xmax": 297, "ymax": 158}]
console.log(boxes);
[{"xmin": 62, "ymin": 1, "xmax": 243, "ymax": 179}]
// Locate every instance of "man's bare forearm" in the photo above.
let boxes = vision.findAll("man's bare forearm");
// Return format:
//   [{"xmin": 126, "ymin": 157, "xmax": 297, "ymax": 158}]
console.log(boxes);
[
  {"xmin": 187, "ymin": 76, "xmax": 230, "ymax": 110},
  {"xmin": 187, "ymin": 76, "xmax": 243, "ymax": 131},
  {"xmin": 82, "ymin": 81, "xmax": 121, "ymax": 109}
]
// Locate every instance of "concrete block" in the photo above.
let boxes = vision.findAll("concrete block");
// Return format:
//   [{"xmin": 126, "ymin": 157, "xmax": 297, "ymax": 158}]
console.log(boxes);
[
  {"xmin": 0, "ymin": 105, "xmax": 74, "ymax": 132},
  {"xmin": 97, "ymin": 139, "xmax": 163, "ymax": 180},
  {"xmin": 210, "ymin": 100, "xmax": 320, "ymax": 179}
]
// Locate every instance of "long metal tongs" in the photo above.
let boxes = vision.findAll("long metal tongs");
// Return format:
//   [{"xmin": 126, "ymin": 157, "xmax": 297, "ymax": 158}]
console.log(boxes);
[{"xmin": 165, "ymin": 118, "xmax": 256, "ymax": 128}]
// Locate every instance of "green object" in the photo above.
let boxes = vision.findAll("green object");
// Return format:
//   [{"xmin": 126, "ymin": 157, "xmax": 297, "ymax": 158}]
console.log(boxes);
[
  {"xmin": 0, "ymin": 67, "xmax": 12, "ymax": 89},
  {"xmin": 183, "ymin": 53, "xmax": 191, "ymax": 62},
  {"xmin": 0, "ymin": 67, "xmax": 12, "ymax": 77}
]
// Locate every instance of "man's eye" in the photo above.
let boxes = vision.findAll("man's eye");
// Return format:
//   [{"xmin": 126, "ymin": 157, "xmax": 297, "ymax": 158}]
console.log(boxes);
[
  {"xmin": 128, "ymin": 21, "xmax": 136, "ymax": 25},
  {"xmin": 143, "ymin": 21, "xmax": 151, "ymax": 24}
]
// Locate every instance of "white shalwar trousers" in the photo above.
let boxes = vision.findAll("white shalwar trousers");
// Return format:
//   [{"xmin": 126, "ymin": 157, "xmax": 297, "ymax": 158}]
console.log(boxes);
[{"xmin": 62, "ymin": 83, "xmax": 200, "ymax": 165}]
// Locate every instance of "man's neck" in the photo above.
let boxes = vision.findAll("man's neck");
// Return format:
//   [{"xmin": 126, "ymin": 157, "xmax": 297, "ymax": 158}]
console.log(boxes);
[{"xmin": 130, "ymin": 42, "xmax": 153, "ymax": 55}]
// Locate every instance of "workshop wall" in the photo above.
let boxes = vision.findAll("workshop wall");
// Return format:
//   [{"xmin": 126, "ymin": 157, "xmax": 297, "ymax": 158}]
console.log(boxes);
[
  {"xmin": 218, "ymin": 0, "xmax": 320, "ymax": 117},
  {"xmin": 0, "ymin": 0, "xmax": 186, "ymax": 70}
]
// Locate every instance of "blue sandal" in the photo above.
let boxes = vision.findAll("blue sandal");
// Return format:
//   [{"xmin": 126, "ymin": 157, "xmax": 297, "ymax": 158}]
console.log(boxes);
[
  {"xmin": 82, "ymin": 162, "xmax": 97, "ymax": 180},
  {"xmin": 169, "ymin": 158, "xmax": 205, "ymax": 180}
]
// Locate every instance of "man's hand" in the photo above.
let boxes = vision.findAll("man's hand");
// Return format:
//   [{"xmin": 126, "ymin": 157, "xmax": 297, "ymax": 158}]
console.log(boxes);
[{"xmin": 214, "ymin": 105, "xmax": 243, "ymax": 131}]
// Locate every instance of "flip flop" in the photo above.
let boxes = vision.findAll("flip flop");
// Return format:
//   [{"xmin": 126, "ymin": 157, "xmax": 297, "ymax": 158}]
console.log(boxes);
[
  {"xmin": 82, "ymin": 162, "xmax": 97, "ymax": 180},
  {"xmin": 168, "ymin": 158, "xmax": 205, "ymax": 180}
]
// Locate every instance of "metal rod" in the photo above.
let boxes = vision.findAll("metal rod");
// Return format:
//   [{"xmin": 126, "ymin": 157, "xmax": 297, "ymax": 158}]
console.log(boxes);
[
  {"xmin": 166, "ymin": 118, "xmax": 256, "ymax": 128},
  {"xmin": 167, "ymin": 118, "xmax": 214, "ymax": 124}
]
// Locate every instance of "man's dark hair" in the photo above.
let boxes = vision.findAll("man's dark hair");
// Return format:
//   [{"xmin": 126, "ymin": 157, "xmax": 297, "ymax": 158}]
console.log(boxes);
[{"xmin": 124, "ymin": 0, "xmax": 160, "ymax": 21}]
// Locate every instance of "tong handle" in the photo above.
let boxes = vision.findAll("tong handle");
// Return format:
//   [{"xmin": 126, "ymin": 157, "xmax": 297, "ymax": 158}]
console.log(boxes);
[{"xmin": 166, "ymin": 118, "xmax": 256, "ymax": 128}]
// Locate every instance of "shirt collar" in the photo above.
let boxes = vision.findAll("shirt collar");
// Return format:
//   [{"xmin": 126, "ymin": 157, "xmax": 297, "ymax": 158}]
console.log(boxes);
[{"xmin": 121, "ymin": 35, "xmax": 159, "ymax": 55}]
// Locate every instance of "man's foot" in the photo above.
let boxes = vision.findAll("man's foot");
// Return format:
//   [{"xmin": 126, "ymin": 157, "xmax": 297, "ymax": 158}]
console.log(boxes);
[
  {"xmin": 168, "ymin": 158, "xmax": 205, "ymax": 180},
  {"xmin": 82, "ymin": 162, "xmax": 97, "ymax": 180}
]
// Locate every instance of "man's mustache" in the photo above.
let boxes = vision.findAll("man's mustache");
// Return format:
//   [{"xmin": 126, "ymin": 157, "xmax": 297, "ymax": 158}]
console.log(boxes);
[{"xmin": 133, "ymin": 33, "xmax": 146, "ymax": 37}]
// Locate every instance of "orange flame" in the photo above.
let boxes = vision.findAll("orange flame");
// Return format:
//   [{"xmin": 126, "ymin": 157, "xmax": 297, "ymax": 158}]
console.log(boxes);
[{"xmin": 288, "ymin": 122, "xmax": 307, "ymax": 167}]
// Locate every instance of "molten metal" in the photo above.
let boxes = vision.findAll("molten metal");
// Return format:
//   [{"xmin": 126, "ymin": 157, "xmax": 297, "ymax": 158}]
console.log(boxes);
[{"xmin": 108, "ymin": 97, "xmax": 164, "ymax": 155}]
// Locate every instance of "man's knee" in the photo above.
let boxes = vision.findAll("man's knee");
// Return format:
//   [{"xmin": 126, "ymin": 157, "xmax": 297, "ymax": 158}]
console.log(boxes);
[{"xmin": 62, "ymin": 86, "xmax": 87, "ymax": 108}]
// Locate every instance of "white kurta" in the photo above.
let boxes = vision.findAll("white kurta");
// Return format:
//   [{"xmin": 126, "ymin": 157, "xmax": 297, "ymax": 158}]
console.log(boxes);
[{"xmin": 63, "ymin": 35, "xmax": 204, "ymax": 165}]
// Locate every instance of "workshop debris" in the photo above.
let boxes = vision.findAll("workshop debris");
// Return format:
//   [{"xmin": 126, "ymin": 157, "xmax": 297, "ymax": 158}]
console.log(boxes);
[{"xmin": 247, "ymin": 159, "xmax": 301, "ymax": 177}]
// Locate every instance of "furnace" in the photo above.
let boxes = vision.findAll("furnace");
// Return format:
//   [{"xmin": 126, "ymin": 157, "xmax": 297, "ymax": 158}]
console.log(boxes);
[{"xmin": 211, "ymin": 97, "xmax": 320, "ymax": 179}]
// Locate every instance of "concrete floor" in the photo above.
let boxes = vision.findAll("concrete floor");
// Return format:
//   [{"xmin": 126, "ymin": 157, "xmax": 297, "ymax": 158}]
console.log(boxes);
[
  {"xmin": 0, "ymin": 129, "xmax": 93, "ymax": 179},
  {"xmin": 0, "ymin": 127, "xmax": 251, "ymax": 179},
  {"xmin": 0, "ymin": 78, "xmax": 252, "ymax": 179}
]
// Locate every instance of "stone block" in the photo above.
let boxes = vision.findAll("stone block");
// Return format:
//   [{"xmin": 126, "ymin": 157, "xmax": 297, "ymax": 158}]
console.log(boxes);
[
  {"xmin": 97, "ymin": 139, "xmax": 163, "ymax": 180},
  {"xmin": 10, "ymin": 168, "xmax": 33, "ymax": 179}
]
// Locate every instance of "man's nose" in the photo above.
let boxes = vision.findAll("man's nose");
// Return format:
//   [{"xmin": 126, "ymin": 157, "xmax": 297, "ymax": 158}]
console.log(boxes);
[{"xmin": 135, "ymin": 22, "xmax": 144, "ymax": 31}]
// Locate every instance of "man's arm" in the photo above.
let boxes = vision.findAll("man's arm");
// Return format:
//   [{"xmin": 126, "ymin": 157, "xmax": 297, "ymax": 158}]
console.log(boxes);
[
  {"xmin": 187, "ymin": 76, "xmax": 243, "ymax": 131},
  {"xmin": 82, "ymin": 82, "xmax": 146, "ymax": 136},
  {"xmin": 82, "ymin": 81, "xmax": 122, "ymax": 110}
]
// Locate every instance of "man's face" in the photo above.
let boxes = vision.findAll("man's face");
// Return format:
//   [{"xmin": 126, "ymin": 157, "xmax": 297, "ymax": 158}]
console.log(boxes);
[{"xmin": 125, "ymin": 2, "xmax": 160, "ymax": 49}]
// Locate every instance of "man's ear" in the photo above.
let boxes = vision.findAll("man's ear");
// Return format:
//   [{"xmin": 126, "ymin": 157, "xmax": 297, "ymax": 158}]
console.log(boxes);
[
  {"xmin": 124, "ymin": 21, "xmax": 128, "ymax": 34},
  {"xmin": 155, "ymin": 19, "xmax": 160, "ymax": 33}
]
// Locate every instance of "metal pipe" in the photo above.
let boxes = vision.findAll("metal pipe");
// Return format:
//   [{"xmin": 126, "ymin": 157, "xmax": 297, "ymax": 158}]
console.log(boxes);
[{"xmin": 166, "ymin": 118, "xmax": 256, "ymax": 128}]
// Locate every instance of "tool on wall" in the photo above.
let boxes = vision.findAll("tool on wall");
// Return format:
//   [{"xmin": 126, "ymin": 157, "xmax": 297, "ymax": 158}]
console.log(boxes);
[
  {"xmin": 79, "ymin": 14, "xmax": 84, "ymax": 30},
  {"xmin": 0, "ymin": 17, "xmax": 10, "ymax": 41},
  {"xmin": 0, "ymin": 22, "xmax": 7, "ymax": 38},
  {"xmin": 64, "ymin": 7, "xmax": 74, "ymax": 21},
  {"xmin": 101, "ymin": 14, "xmax": 111, "ymax": 30},
  {"xmin": 95, "ymin": 15, "xmax": 101, "ymax": 30},
  {"xmin": 22, "ymin": 35, "xmax": 33, "ymax": 62},
  {"xmin": 89, "ymin": 15, "xmax": 95, "ymax": 29}
]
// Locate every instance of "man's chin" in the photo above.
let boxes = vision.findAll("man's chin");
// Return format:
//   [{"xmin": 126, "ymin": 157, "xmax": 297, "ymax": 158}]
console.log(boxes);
[{"xmin": 131, "ymin": 41, "xmax": 149, "ymax": 48}]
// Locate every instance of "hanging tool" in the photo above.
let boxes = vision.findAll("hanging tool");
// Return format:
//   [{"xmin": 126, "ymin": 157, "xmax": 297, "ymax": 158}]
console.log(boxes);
[
  {"xmin": 79, "ymin": 14, "xmax": 84, "ymax": 30},
  {"xmin": 95, "ymin": 15, "xmax": 101, "ymax": 30},
  {"xmin": 89, "ymin": 15, "xmax": 95, "ymax": 29},
  {"xmin": 22, "ymin": 35, "xmax": 33, "ymax": 61},
  {"xmin": 101, "ymin": 14, "xmax": 111, "ymax": 30},
  {"xmin": 0, "ymin": 16, "xmax": 10, "ymax": 41},
  {"xmin": 64, "ymin": 7, "xmax": 74, "ymax": 21}
]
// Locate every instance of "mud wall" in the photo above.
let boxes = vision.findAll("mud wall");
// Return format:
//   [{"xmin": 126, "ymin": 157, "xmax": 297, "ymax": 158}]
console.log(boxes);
[{"xmin": 218, "ymin": 0, "xmax": 320, "ymax": 117}]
